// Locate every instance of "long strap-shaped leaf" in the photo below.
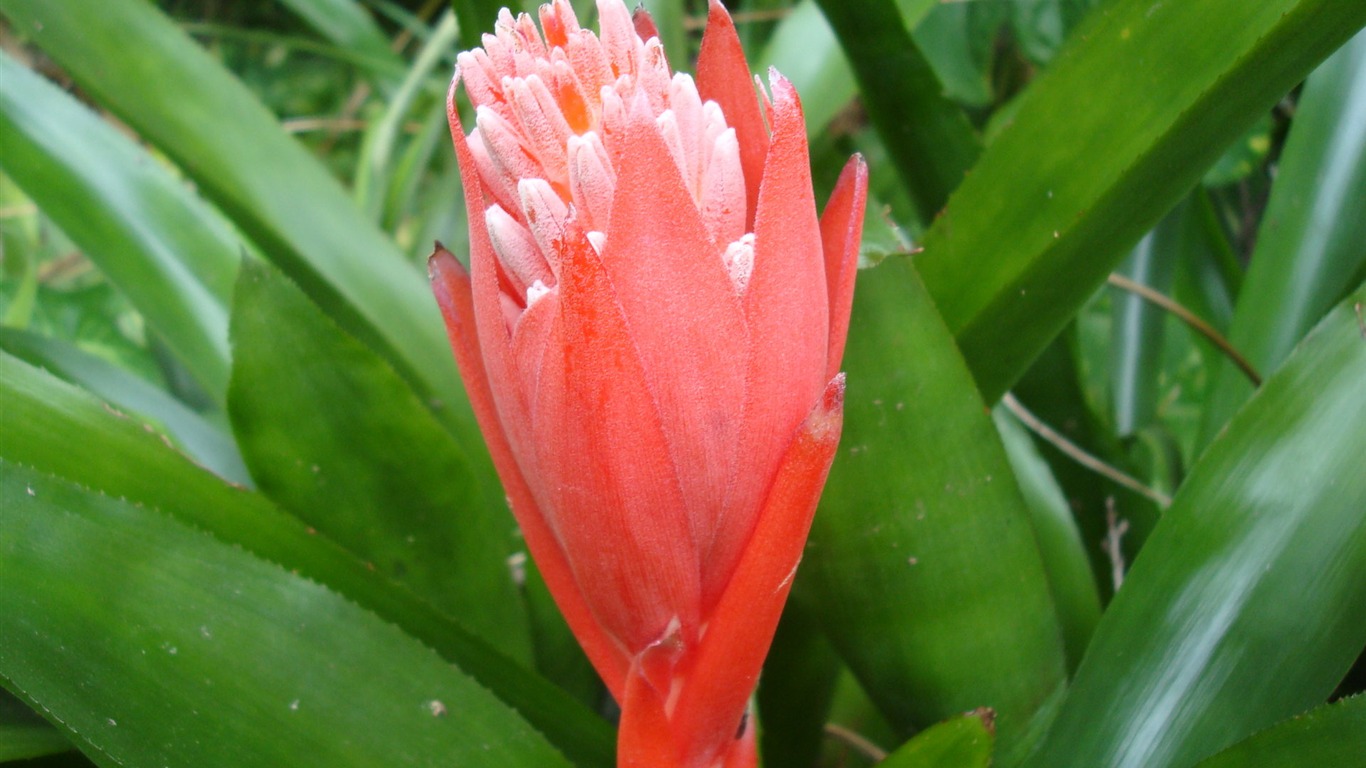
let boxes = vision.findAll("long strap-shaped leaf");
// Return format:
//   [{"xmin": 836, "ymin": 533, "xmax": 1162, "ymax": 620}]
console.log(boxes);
[
  {"xmin": 806, "ymin": 258, "xmax": 1068, "ymax": 762},
  {"xmin": 914, "ymin": 0, "xmax": 1366, "ymax": 401},
  {"xmin": 1200, "ymin": 29, "xmax": 1366, "ymax": 447},
  {"xmin": 1020, "ymin": 280, "xmax": 1366, "ymax": 768},
  {"xmin": 813, "ymin": 0, "xmax": 980, "ymax": 218},
  {"xmin": 1192, "ymin": 694, "xmax": 1366, "ymax": 768},
  {"xmin": 0, "ymin": 51, "xmax": 237, "ymax": 403},
  {"xmin": 0, "ymin": 460, "xmax": 573, "ymax": 768},
  {"xmin": 0, "ymin": 353, "xmax": 615, "ymax": 768},
  {"xmin": 0, "ymin": 0, "xmax": 464, "ymax": 418}
]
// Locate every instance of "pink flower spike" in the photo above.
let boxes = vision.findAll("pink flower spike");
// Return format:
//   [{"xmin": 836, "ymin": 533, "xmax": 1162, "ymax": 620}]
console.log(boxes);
[{"xmin": 433, "ymin": 3, "xmax": 867, "ymax": 765}]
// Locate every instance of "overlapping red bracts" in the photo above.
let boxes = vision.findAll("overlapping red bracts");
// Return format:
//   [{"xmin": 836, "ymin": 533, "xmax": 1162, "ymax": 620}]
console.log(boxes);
[{"xmin": 430, "ymin": 2, "xmax": 867, "ymax": 765}]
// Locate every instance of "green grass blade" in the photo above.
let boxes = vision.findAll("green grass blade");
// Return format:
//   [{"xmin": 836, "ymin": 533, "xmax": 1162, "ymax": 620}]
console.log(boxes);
[
  {"xmin": 914, "ymin": 0, "xmax": 1366, "ymax": 401},
  {"xmin": 1020, "ymin": 280, "xmax": 1366, "ymax": 768},
  {"xmin": 1199, "ymin": 29, "xmax": 1366, "ymax": 448},
  {"xmin": 0, "ymin": 51, "xmax": 236, "ymax": 402},
  {"xmin": 807, "ymin": 258, "xmax": 1067, "ymax": 762},
  {"xmin": 276, "ymin": 0, "xmax": 403, "ymax": 77},
  {"xmin": 354, "ymin": 9, "xmax": 457, "ymax": 222},
  {"xmin": 0, "ymin": 461, "xmax": 572, "ymax": 768}
]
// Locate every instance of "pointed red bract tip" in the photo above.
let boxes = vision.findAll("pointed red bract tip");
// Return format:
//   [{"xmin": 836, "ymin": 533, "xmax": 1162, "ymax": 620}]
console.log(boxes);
[{"xmin": 632, "ymin": 5, "xmax": 660, "ymax": 42}]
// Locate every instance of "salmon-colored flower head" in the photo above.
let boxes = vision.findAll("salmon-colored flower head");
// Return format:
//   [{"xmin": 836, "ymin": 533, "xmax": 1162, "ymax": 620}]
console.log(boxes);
[{"xmin": 430, "ymin": 1, "xmax": 867, "ymax": 765}]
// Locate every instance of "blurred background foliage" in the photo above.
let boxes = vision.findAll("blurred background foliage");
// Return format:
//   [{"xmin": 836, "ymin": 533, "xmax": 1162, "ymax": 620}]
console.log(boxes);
[{"xmin": 1, "ymin": 1, "xmax": 1364, "ymax": 767}]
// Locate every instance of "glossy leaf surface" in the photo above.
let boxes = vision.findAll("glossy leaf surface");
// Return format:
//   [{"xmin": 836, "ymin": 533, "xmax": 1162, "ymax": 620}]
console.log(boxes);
[
  {"xmin": 0, "ymin": 461, "xmax": 571, "ymax": 768},
  {"xmin": 915, "ymin": 0, "xmax": 1366, "ymax": 400},
  {"xmin": 1200, "ymin": 30, "xmax": 1366, "ymax": 445},
  {"xmin": 1192, "ymin": 695, "xmax": 1366, "ymax": 768},
  {"xmin": 0, "ymin": 0, "xmax": 465, "ymax": 413},
  {"xmin": 813, "ymin": 0, "xmax": 980, "ymax": 218},
  {"xmin": 0, "ymin": 353, "xmax": 615, "ymax": 768},
  {"xmin": 1021, "ymin": 281, "xmax": 1366, "ymax": 768},
  {"xmin": 806, "ymin": 258, "xmax": 1066, "ymax": 760},
  {"xmin": 0, "ymin": 51, "xmax": 237, "ymax": 402},
  {"xmin": 0, "ymin": 329, "xmax": 249, "ymax": 485},
  {"xmin": 226, "ymin": 259, "xmax": 529, "ymax": 659}
]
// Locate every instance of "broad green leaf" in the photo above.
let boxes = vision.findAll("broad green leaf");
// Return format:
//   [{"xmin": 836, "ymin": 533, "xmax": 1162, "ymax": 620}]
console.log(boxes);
[
  {"xmin": 0, "ymin": 690, "xmax": 69, "ymax": 762},
  {"xmin": 807, "ymin": 258, "xmax": 1067, "ymax": 762},
  {"xmin": 879, "ymin": 710, "xmax": 994, "ymax": 768},
  {"xmin": 1192, "ymin": 695, "xmax": 1366, "ymax": 768},
  {"xmin": 0, "ymin": 0, "xmax": 466, "ymax": 419},
  {"xmin": 814, "ymin": 0, "xmax": 980, "ymax": 219},
  {"xmin": 0, "ymin": 51, "xmax": 237, "ymax": 402},
  {"xmin": 0, "ymin": 353, "xmax": 616, "ymax": 768},
  {"xmin": 915, "ymin": 0, "xmax": 1366, "ymax": 401},
  {"xmin": 227, "ymin": 259, "xmax": 530, "ymax": 662},
  {"xmin": 0, "ymin": 329, "xmax": 249, "ymax": 486},
  {"xmin": 0, "ymin": 461, "xmax": 571, "ymax": 768},
  {"xmin": 1020, "ymin": 280, "xmax": 1366, "ymax": 768},
  {"xmin": 993, "ymin": 407, "xmax": 1100, "ymax": 671},
  {"xmin": 1200, "ymin": 29, "xmax": 1366, "ymax": 447}
]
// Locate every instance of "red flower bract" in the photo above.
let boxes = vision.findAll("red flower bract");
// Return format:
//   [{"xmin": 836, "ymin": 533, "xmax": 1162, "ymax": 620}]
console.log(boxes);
[{"xmin": 430, "ymin": 1, "xmax": 867, "ymax": 765}]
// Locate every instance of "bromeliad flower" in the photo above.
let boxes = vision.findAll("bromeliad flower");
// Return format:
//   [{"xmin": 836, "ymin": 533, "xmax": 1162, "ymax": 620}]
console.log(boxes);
[{"xmin": 430, "ymin": 1, "xmax": 867, "ymax": 765}]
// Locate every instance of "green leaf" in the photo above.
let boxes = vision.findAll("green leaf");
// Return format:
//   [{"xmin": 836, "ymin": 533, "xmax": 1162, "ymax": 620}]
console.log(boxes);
[
  {"xmin": 0, "ymin": 461, "xmax": 572, "ymax": 768},
  {"xmin": 451, "ymin": 0, "xmax": 506, "ymax": 48},
  {"xmin": 911, "ymin": 0, "xmax": 1007, "ymax": 109},
  {"xmin": 1020, "ymin": 280, "xmax": 1366, "ymax": 768},
  {"xmin": 0, "ymin": 51, "xmax": 237, "ymax": 402},
  {"xmin": 993, "ymin": 407, "xmax": 1100, "ymax": 672},
  {"xmin": 1200, "ymin": 29, "xmax": 1366, "ymax": 447},
  {"xmin": 0, "ymin": 0, "xmax": 466, "ymax": 417},
  {"xmin": 879, "ymin": 710, "xmax": 995, "ymax": 768},
  {"xmin": 757, "ymin": 1, "xmax": 857, "ymax": 138},
  {"xmin": 0, "ymin": 690, "xmax": 69, "ymax": 762},
  {"xmin": 806, "ymin": 258, "xmax": 1067, "ymax": 762},
  {"xmin": 756, "ymin": 601, "xmax": 842, "ymax": 768},
  {"xmin": 814, "ymin": 0, "xmax": 981, "ymax": 219},
  {"xmin": 0, "ymin": 353, "xmax": 616, "ymax": 768},
  {"xmin": 354, "ymin": 10, "xmax": 457, "ymax": 223},
  {"xmin": 276, "ymin": 0, "xmax": 403, "ymax": 77},
  {"xmin": 1191, "ymin": 695, "xmax": 1366, "ymax": 768},
  {"xmin": 1110, "ymin": 209, "xmax": 1181, "ymax": 438},
  {"xmin": 915, "ymin": 0, "xmax": 1366, "ymax": 401},
  {"xmin": 227, "ymin": 259, "xmax": 530, "ymax": 662},
  {"xmin": 0, "ymin": 329, "xmax": 249, "ymax": 486}
]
